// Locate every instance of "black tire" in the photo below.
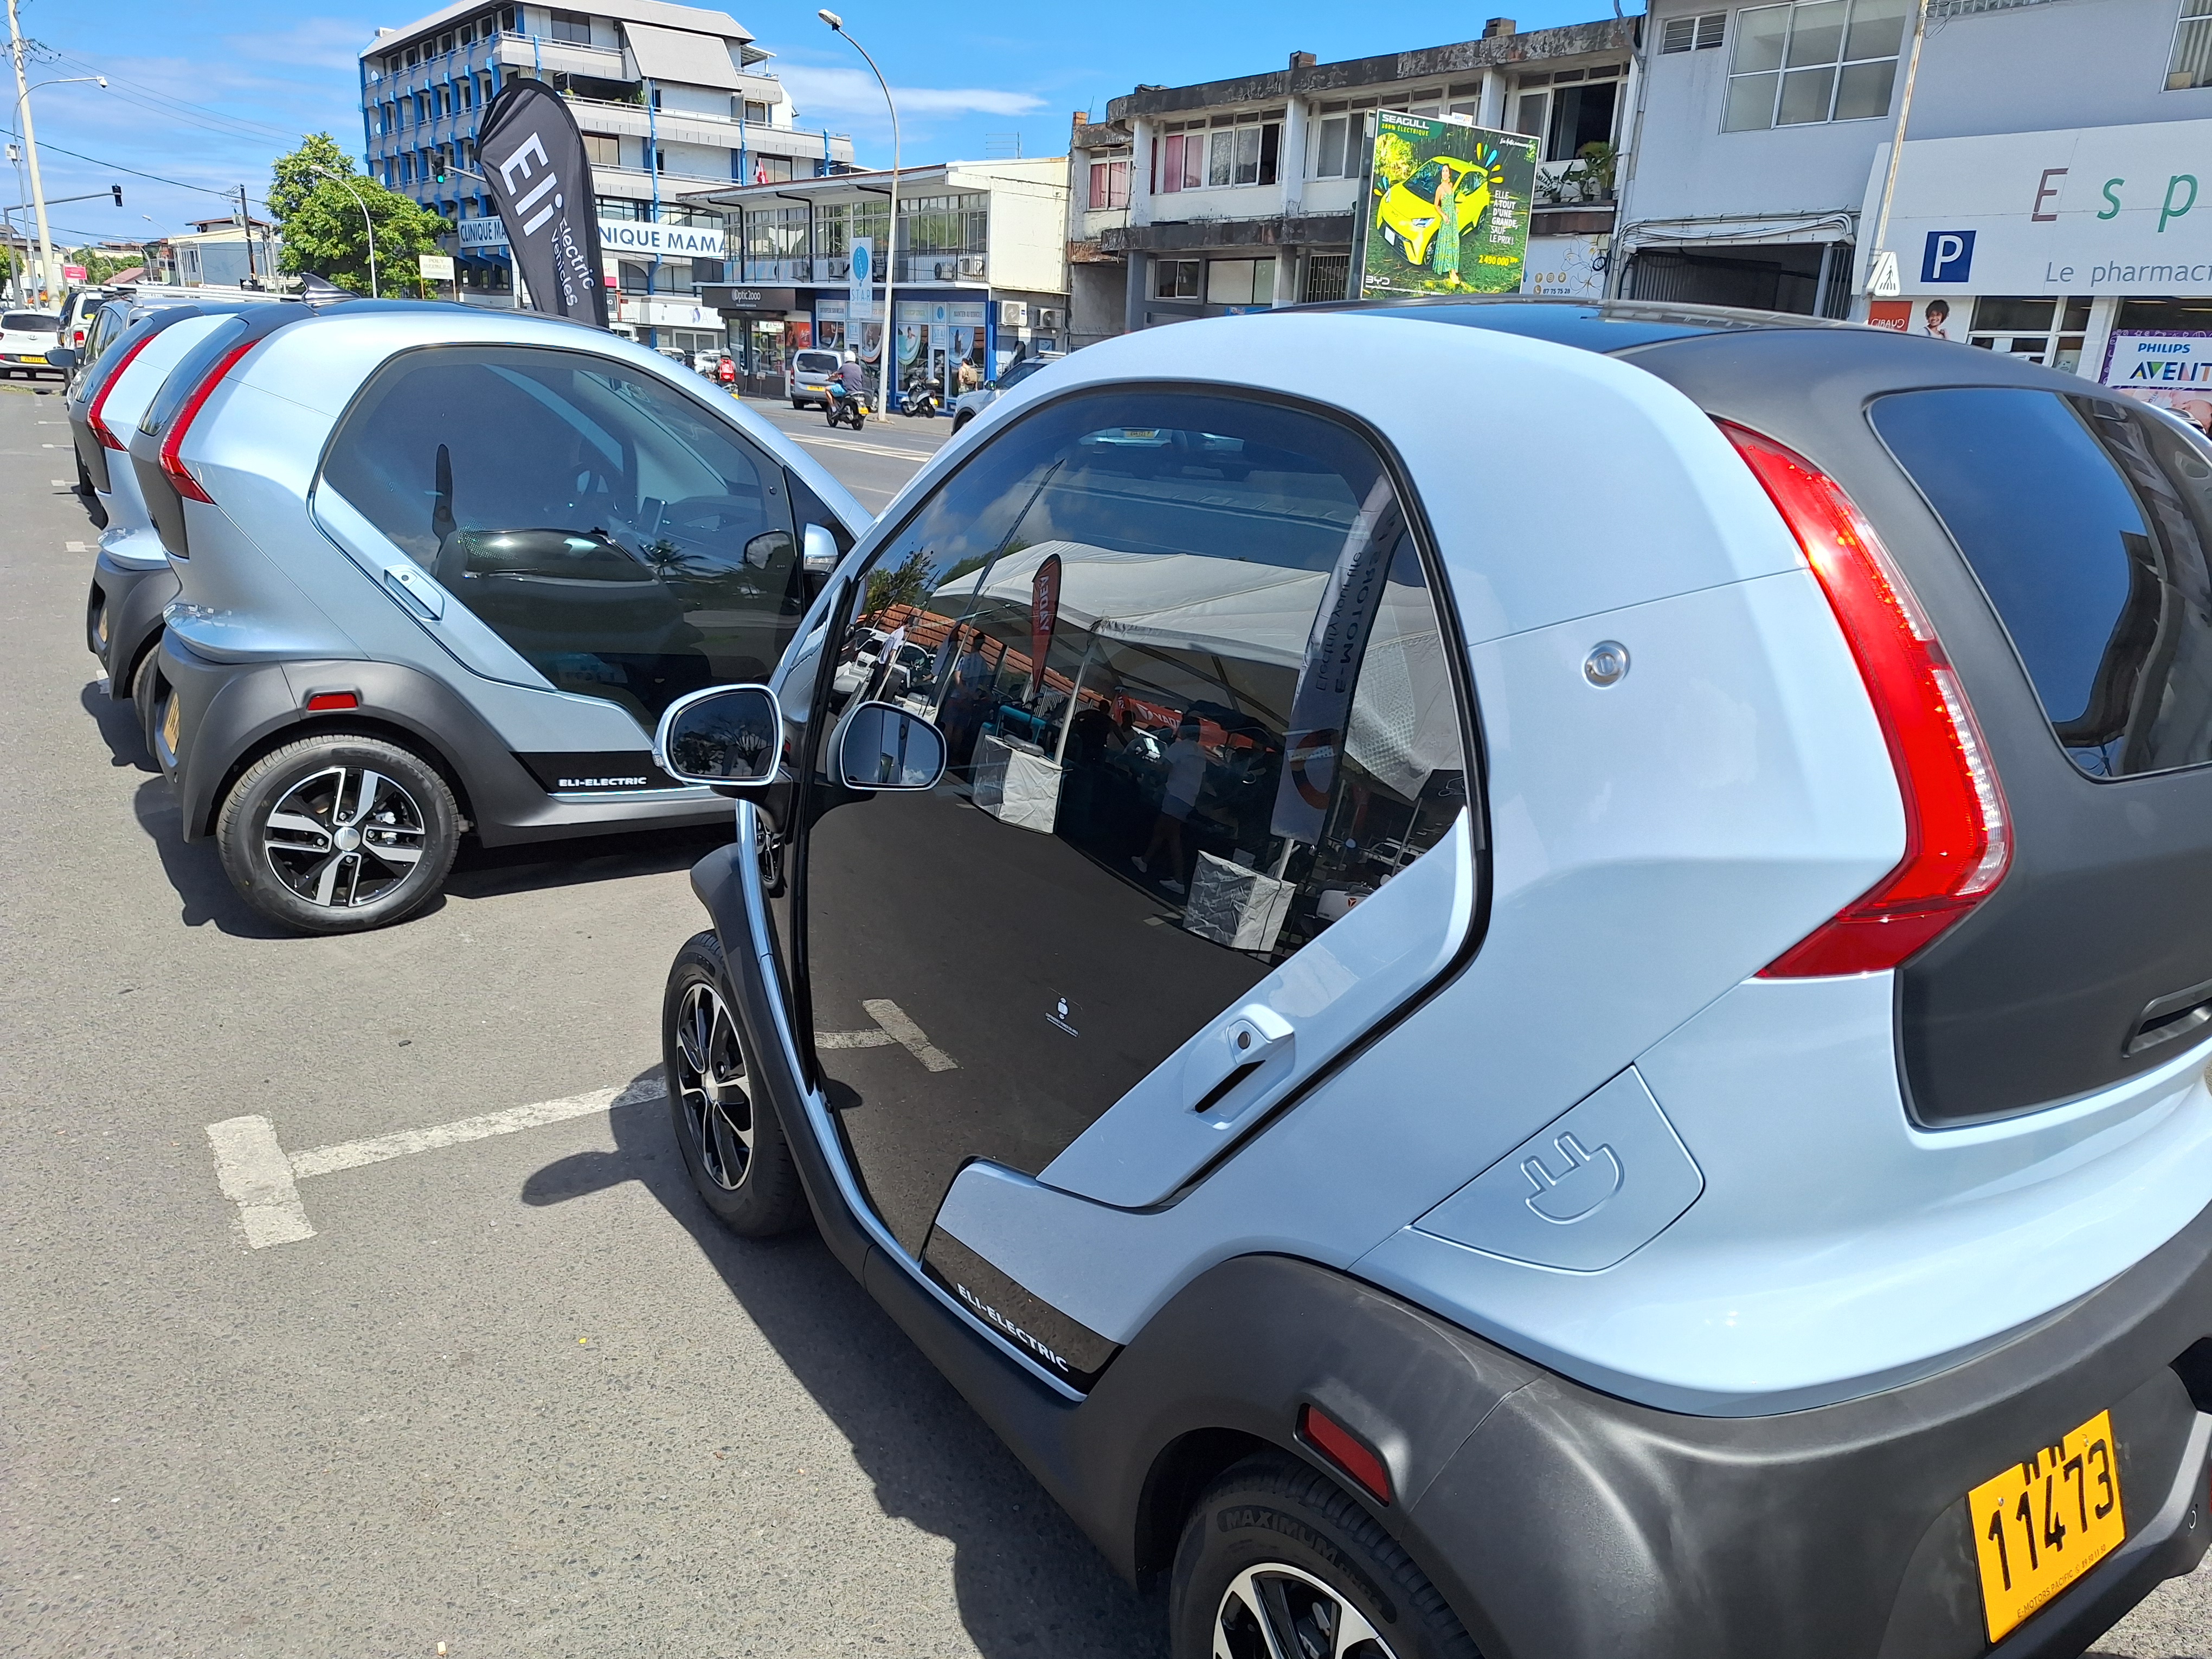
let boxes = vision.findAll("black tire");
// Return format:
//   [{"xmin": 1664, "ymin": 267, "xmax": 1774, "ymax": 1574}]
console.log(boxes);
[
  {"xmin": 951, "ymin": 410, "xmax": 974, "ymax": 434},
  {"xmin": 214, "ymin": 733, "xmax": 459, "ymax": 934},
  {"xmin": 792, "ymin": 398, "xmax": 806, "ymax": 409},
  {"xmin": 661, "ymin": 930, "xmax": 810, "ymax": 1237},
  {"xmin": 1170, "ymin": 1452, "xmax": 1480, "ymax": 1659},
  {"xmin": 133, "ymin": 648, "xmax": 166, "ymax": 760}
]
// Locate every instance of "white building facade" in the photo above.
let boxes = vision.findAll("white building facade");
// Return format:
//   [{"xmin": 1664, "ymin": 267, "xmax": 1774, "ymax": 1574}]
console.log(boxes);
[
  {"xmin": 685, "ymin": 158, "xmax": 1070, "ymax": 396},
  {"xmin": 358, "ymin": 0, "xmax": 854, "ymax": 350},
  {"xmin": 1618, "ymin": 0, "xmax": 2212, "ymax": 399}
]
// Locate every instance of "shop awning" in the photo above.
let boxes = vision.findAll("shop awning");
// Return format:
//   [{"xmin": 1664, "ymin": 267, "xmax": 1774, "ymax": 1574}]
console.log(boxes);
[{"xmin": 622, "ymin": 22, "xmax": 744, "ymax": 89}]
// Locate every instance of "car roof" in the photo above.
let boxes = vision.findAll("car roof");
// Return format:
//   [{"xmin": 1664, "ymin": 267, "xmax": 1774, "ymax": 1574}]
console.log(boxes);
[{"xmin": 1288, "ymin": 295, "xmax": 1861, "ymax": 353}]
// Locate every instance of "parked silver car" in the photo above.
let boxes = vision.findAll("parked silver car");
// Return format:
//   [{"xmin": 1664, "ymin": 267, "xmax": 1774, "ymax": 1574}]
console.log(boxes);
[
  {"xmin": 787, "ymin": 345, "xmax": 841, "ymax": 409},
  {"xmin": 948, "ymin": 350, "xmax": 1064, "ymax": 433},
  {"xmin": 130, "ymin": 301, "xmax": 867, "ymax": 933}
]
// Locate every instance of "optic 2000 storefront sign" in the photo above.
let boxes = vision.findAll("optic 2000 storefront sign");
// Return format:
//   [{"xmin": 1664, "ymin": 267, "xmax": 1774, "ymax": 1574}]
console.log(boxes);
[{"xmin": 1859, "ymin": 117, "xmax": 2212, "ymax": 295}]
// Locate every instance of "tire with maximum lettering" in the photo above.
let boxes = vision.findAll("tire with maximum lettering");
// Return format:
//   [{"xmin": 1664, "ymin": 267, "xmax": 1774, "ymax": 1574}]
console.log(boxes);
[{"xmin": 1169, "ymin": 1450, "xmax": 1481, "ymax": 1659}]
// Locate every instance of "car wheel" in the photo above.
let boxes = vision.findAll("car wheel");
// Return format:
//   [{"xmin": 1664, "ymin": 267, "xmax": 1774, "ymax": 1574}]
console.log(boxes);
[
  {"xmin": 215, "ymin": 734, "xmax": 459, "ymax": 934},
  {"xmin": 134, "ymin": 648, "xmax": 167, "ymax": 757},
  {"xmin": 1169, "ymin": 1451, "xmax": 1480, "ymax": 1659},
  {"xmin": 951, "ymin": 410, "xmax": 973, "ymax": 434},
  {"xmin": 792, "ymin": 398, "xmax": 805, "ymax": 409},
  {"xmin": 662, "ymin": 930, "xmax": 809, "ymax": 1237}
]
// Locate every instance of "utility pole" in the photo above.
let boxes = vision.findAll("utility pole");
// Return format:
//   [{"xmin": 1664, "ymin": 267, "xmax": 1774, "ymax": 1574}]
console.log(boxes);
[
  {"xmin": 7, "ymin": 0, "xmax": 56, "ymax": 308},
  {"xmin": 238, "ymin": 185, "xmax": 257, "ymax": 284},
  {"xmin": 1867, "ymin": 0, "xmax": 1931, "ymax": 303}
]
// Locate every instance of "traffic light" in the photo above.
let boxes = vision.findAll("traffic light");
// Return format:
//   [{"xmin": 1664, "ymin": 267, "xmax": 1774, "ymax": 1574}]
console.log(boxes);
[{"xmin": 111, "ymin": 185, "xmax": 123, "ymax": 207}]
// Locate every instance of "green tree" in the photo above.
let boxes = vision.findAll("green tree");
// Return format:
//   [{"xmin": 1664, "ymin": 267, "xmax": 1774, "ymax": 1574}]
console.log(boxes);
[{"xmin": 269, "ymin": 133, "xmax": 451, "ymax": 297}]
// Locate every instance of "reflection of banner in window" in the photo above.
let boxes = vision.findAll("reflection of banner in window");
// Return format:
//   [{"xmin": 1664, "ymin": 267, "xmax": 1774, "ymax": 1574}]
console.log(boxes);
[
  {"xmin": 1271, "ymin": 478, "xmax": 1404, "ymax": 845},
  {"xmin": 1030, "ymin": 554, "xmax": 1063, "ymax": 701}
]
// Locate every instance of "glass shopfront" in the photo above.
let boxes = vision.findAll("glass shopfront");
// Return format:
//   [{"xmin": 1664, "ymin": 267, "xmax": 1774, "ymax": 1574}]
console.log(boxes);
[{"xmin": 892, "ymin": 298, "xmax": 988, "ymax": 402}]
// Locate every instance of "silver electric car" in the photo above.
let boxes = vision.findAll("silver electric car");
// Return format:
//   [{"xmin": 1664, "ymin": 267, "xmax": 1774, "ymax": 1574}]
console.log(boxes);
[
  {"xmin": 132, "ymin": 303, "xmax": 867, "ymax": 933},
  {"xmin": 653, "ymin": 298, "xmax": 2212, "ymax": 1659},
  {"xmin": 78, "ymin": 297, "xmax": 294, "ymax": 714}
]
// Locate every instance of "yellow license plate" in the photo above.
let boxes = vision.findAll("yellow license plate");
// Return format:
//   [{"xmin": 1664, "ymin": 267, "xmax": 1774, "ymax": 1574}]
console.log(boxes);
[{"xmin": 1968, "ymin": 1407, "xmax": 2126, "ymax": 1643}]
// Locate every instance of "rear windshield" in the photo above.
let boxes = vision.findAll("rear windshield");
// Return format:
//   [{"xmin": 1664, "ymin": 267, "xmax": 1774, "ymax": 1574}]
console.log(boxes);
[
  {"xmin": 794, "ymin": 351, "xmax": 839, "ymax": 372},
  {"xmin": 1872, "ymin": 388, "xmax": 2212, "ymax": 779},
  {"xmin": 3, "ymin": 312, "xmax": 56, "ymax": 333}
]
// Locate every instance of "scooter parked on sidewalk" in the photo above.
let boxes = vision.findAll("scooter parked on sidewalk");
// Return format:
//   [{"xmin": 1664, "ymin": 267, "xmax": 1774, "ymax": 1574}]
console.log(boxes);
[{"xmin": 897, "ymin": 372, "xmax": 943, "ymax": 418}]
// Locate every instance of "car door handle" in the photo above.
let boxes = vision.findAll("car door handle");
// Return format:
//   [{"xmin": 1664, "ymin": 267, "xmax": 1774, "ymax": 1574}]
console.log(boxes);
[
  {"xmin": 383, "ymin": 562, "xmax": 445, "ymax": 619},
  {"xmin": 1187, "ymin": 1004, "xmax": 1295, "ymax": 1126}
]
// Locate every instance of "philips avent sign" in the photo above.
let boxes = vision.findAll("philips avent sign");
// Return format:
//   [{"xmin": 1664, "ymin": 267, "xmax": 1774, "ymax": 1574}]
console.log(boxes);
[
  {"xmin": 1860, "ymin": 117, "xmax": 2212, "ymax": 295},
  {"xmin": 457, "ymin": 217, "xmax": 726, "ymax": 259}
]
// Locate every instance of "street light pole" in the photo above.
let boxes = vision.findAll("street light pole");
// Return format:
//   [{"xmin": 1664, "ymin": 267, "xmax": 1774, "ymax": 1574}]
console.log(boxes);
[
  {"xmin": 307, "ymin": 164, "xmax": 379, "ymax": 298},
  {"xmin": 820, "ymin": 10, "xmax": 899, "ymax": 414},
  {"xmin": 1867, "ymin": 0, "xmax": 1930, "ymax": 304},
  {"xmin": 1, "ymin": 42, "xmax": 106, "ymax": 307}
]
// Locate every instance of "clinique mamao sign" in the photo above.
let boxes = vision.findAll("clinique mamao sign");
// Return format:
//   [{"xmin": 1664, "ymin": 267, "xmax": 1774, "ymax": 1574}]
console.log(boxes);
[{"xmin": 1863, "ymin": 117, "xmax": 2212, "ymax": 294}]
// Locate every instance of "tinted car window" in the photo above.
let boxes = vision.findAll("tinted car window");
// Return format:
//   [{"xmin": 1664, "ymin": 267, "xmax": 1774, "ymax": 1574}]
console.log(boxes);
[
  {"xmin": 3, "ymin": 312, "xmax": 57, "ymax": 333},
  {"xmin": 321, "ymin": 344, "xmax": 802, "ymax": 724},
  {"xmin": 1873, "ymin": 388, "xmax": 2212, "ymax": 778},
  {"xmin": 820, "ymin": 388, "xmax": 1467, "ymax": 968},
  {"xmin": 794, "ymin": 350, "xmax": 839, "ymax": 374}
]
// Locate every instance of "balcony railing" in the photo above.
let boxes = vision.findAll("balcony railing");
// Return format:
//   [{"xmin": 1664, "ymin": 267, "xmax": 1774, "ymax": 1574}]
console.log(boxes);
[{"xmin": 734, "ymin": 253, "xmax": 988, "ymax": 285}]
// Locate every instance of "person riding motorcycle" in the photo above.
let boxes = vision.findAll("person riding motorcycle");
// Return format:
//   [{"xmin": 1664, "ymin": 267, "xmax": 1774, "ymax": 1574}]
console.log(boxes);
[{"xmin": 828, "ymin": 350, "xmax": 869, "ymax": 413}]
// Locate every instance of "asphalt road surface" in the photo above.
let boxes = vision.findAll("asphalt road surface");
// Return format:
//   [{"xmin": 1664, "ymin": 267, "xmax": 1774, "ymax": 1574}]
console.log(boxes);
[{"xmin": 1, "ymin": 371, "xmax": 2204, "ymax": 1659}]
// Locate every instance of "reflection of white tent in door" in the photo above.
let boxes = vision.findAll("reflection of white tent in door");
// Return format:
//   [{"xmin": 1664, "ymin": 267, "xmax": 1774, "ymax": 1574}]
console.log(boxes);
[{"xmin": 928, "ymin": 540, "xmax": 1457, "ymax": 801}]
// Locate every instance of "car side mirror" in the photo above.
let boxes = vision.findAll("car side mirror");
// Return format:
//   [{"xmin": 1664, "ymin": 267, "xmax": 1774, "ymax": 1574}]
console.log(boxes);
[
  {"xmin": 48, "ymin": 345, "xmax": 78, "ymax": 371},
  {"xmin": 655, "ymin": 684, "xmax": 783, "ymax": 788},
  {"xmin": 801, "ymin": 522, "xmax": 840, "ymax": 576},
  {"xmin": 838, "ymin": 701, "xmax": 947, "ymax": 790}
]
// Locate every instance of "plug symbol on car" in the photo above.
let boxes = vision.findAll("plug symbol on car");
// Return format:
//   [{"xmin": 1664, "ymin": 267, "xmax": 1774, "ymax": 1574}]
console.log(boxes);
[{"xmin": 1520, "ymin": 1133, "xmax": 1623, "ymax": 1224}]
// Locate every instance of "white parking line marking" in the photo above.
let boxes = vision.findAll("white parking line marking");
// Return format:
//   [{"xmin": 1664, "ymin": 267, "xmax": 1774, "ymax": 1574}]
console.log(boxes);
[
  {"xmin": 204, "ymin": 1116, "xmax": 316, "ymax": 1249},
  {"xmin": 49, "ymin": 479, "xmax": 70, "ymax": 487},
  {"xmin": 791, "ymin": 432, "xmax": 941, "ymax": 461},
  {"xmin": 65, "ymin": 541, "xmax": 87, "ymax": 552},
  {"xmin": 860, "ymin": 998, "xmax": 960, "ymax": 1071},
  {"xmin": 207, "ymin": 1004, "xmax": 957, "ymax": 1248}
]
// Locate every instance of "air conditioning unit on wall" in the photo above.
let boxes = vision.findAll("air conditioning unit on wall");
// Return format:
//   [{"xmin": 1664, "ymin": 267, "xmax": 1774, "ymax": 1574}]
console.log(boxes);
[
  {"xmin": 934, "ymin": 261, "xmax": 955, "ymax": 280},
  {"xmin": 1038, "ymin": 307, "xmax": 1065, "ymax": 331},
  {"xmin": 1000, "ymin": 300, "xmax": 1030, "ymax": 328}
]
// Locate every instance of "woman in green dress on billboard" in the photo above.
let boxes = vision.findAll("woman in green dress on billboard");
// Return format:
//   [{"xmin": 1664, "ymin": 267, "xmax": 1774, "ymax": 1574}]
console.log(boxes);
[{"xmin": 1430, "ymin": 164, "xmax": 1462, "ymax": 285}]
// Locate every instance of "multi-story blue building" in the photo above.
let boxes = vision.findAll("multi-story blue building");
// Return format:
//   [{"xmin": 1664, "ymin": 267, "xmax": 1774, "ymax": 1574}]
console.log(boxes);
[{"xmin": 357, "ymin": 0, "xmax": 856, "ymax": 353}]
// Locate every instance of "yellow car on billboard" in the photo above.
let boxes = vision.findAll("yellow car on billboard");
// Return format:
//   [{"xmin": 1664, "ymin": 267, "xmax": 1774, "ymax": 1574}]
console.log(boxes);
[{"xmin": 1376, "ymin": 156, "xmax": 1491, "ymax": 271}]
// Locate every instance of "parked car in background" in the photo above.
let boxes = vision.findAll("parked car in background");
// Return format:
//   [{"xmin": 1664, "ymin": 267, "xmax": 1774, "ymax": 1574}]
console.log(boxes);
[
  {"xmin": 0, "ymin": 311, "xmax": 62, "ymax": 380},
  {"xmin": 56, "ymin": 285, "xmax": 118, "ymax": 366},
  {"xmin": 131, "ymin": 301, "xmax": 867, "ymax": 933},
  {"xmin": 788, "ymin": 346, "xmax": 841, "ymax": 409},
  {"xmin": 76, "ymin": 298, "xmax": 295, "ymax": 714},
  {"xmin": 948, "ymin": 350, "xmax": 1063, "ymax": 432},
  {"xmin": 653, "ymin": 298, "xmax": 2212, "ymax": 1659}
]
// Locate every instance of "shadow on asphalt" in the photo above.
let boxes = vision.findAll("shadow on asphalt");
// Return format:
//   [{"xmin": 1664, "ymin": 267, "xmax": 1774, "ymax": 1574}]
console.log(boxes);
[
  {"xmin": 519, "ymin": 1064, "xmax": 1170, "ymax": 1659},
  {"xmin": 79, "ymin": 677, "xmax": 158, "ymax": 774},
  {"xmin": 441, "ymin": 823, "xmax": 732, "ymax": 903}
]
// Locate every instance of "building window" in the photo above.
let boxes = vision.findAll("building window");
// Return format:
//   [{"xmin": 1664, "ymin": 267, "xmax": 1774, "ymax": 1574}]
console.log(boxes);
[
  {"xmin": 743, "ymin": 99, "xmax": 770, "ymax": 123},
  {"xmin": 1088, "ymin": 159, "xmax": 1129, "ymax": 210},
  {"xmin": 1154, "ymin": 110, "xmax": 1282, "ymax": 194},
  {"xmin": 1301, "ymin": 254, "xmax": 1350, "ymax": 303},
  {"xmin": 438, "ymin": 30, "xmax": 454, "ymax": 53},
  {"xmin": 1310, "ymin": 98, "xmax": 1381, "ymax": 180},
  {"xmin": 1154, "ymin": 258, "xmax": 1202, "ymax": 299},
  {"xmin": 1514, "ymin": 70, "xmax": 1621, "ymax": 162},
  {"xmin": 583, "ymin": 133, "xmax": 619, "ymax": 168},
  {"xmin": 1725, "ymin": 0, "xmax": 1906, "ymax": 129},
  {"xmin": 1206, "ymin": 258, "xmax": 1275, "ymax": 306},
  {"xmin": 1965, "ymin": 295, "xmax": 2092, "ymax": 375},
  {"xmin": 403, "ymin": 45, "xmax": 417, "ymax": 68},
  {"xmin": 400, "ymin": 155, "xmax": 414, "ymax": 182},
  {"xmin": 548, "ymin": 9, "xmax": 591, "ymax": 44},
  {"xmin": 2172, "ymin": 0, "xmax": 2212, "ymax": 88},
  {"xmin": 1663, "ymin": 11, "xmax": 1728, "ymax": 50}
]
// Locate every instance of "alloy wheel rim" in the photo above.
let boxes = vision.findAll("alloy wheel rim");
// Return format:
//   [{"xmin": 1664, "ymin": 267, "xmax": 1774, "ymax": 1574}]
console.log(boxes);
[
  {"xmin": 673, "ymin": 980, "xmax": 753, "ymax": 1190},
  {"xmin": 261, "ymin": 765, "xmax": 428, "ymax": 908},
  {"xmin": 1213, "ymin": 1561, "xmax": 1400, "ymax": 1659}
]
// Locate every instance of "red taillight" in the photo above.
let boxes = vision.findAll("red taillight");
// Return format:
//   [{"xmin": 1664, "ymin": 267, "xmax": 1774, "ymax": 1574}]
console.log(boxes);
[
  {"xmin": 305, "ymin": 691, "xmax": 359, "ymax": 712},
  {"xmin": 87, "ymin": 333, "xmax": 159, "ymax": 450},
  {"xmin": 158, "ymin": 339, "xmax": 258, "ymax": 505},
  {"xmin": 1297, "ymin": 1405, "xmax": 1392, "ymax": 1504},
  {"xmin": 1722, "ymin": 423, "xmax": 2010, "ymax": 977}
]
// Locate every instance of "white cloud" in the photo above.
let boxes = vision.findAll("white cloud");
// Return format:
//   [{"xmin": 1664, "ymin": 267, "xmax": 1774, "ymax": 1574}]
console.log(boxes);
[
  {"xmin": 221, "ymin": 17, "xmax": 371, "ymax": 72},
  {"xmin": 775, "ymin": 64, "xmax": 1046, "ymax": 120}
]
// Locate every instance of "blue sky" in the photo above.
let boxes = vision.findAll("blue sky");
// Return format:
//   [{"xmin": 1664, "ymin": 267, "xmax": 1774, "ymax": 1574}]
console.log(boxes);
[{"xmin": 5, "ymin": 0, "xmax": 1623, "ymax": 246}]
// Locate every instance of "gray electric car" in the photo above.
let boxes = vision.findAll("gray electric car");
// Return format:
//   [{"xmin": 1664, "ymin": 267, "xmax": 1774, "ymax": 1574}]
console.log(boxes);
[
  {"xmin": 132, "ymin": 303, "xmax": 867, "ymax": 933},
  {"xmin": 77, "ymin": 297, "xmax": 295, "ymax": 719},
  {"xmin": 653, "ymin": 299, "xmax": 2212, "ymax": 1659}
]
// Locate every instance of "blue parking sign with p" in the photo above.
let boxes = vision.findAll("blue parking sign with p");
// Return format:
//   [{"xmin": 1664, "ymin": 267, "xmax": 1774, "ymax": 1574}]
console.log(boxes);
[{"xmin": 1921, "ymin": 230, "xmax": 1976, "ymax": 284}]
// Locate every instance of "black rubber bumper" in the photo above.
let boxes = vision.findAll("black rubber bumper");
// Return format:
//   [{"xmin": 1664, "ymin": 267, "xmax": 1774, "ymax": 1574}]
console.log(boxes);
[
  {"xmin": 691, "ymin": 836, "xmax": 2212, "ymax": 1659},
  {"xmin": 156, "ymin": 640, "xmax": 728, "ymax": 845},
  {"xmin": 86, "ymin": 556, "xmax": 177, "ymax": 690}
]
